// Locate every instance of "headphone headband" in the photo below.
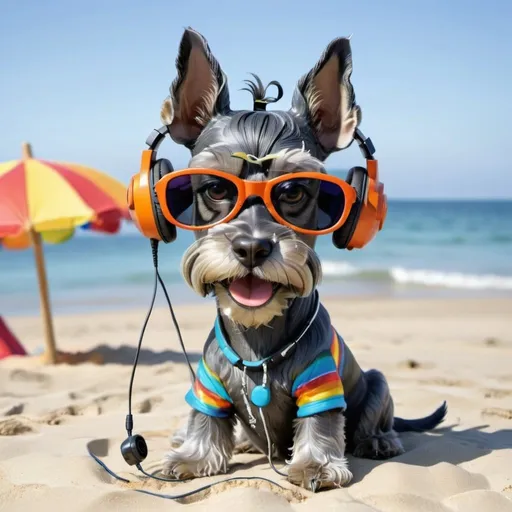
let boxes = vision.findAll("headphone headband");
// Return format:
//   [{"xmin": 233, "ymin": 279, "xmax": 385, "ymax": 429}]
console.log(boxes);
[
  {"xmin": 354, "ymin": 129, "xmax": 375, "ymax": 161},
  {"xmin": 145, "ymin": 126, "xmax": 375, "ymax": 162},
  {"xmin": 146, "ymin": 126, "xmax": 375, "ymax": 159},
  {"xmin": 145, "ymin": 126, "xmax": 170, "ymax": 151}
]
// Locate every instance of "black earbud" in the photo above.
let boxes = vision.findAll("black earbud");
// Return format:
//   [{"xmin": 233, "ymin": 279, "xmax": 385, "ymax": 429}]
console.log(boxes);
[{"xmin": 120, "ymin": 434, "xmax": 148, "ymax": 466}]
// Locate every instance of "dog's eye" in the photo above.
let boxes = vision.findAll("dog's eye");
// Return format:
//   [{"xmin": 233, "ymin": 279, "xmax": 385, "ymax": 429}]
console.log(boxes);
[
  {"xmin": 278, "ymin": 183, "xmax": 306, "ymax": 204},
  {"xmin": 205, "ymin": 183, "xmax": 229, "ymax": 201}
]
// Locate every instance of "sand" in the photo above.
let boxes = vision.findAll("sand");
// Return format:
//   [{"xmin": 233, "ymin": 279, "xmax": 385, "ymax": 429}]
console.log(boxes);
[{"xmin": 1, "ymin": 296, "xmax": 511, "ymax": 511}]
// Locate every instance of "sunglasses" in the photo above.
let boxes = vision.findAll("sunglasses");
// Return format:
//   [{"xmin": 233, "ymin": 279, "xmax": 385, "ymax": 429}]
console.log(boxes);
[{"xmin": 154, "ymin": 169, "xmax": 357, "ymax": 235}]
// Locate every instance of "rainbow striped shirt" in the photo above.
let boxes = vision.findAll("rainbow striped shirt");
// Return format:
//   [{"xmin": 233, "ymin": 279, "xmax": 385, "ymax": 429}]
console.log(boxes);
[
  {"xmin": 185, "ymin": 358, "xmax": 234, "ymax": 418},
  {"xmin": 185, "ymin": 327, "xmax": 345, "ymax": 419},
  {"xmin": 291, "ymin": 327, "xmax": 346, "ymax": 417}
]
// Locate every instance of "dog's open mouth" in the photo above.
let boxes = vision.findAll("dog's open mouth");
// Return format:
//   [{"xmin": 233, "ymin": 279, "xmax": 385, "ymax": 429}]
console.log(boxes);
[{"xmin": 222, "ymin": 275, "xmax": 280, "ymax": 308}]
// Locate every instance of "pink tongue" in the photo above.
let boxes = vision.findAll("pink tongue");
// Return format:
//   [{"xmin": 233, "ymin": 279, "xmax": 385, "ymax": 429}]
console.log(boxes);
[{"xmin": 228, "ymin": 275, "xmax": 273, "ymax": 307}]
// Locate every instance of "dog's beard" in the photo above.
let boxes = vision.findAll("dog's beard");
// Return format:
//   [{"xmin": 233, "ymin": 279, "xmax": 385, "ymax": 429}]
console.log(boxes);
[{"xmin": 181, "ymin": 223, "xmax": 322, "ymax": 328}]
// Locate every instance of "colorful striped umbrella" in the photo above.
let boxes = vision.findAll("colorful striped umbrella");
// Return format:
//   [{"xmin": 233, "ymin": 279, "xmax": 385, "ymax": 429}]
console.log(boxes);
[{"xmin": 0, "ymin": 142, "xmax": 130, "ymax": 364}]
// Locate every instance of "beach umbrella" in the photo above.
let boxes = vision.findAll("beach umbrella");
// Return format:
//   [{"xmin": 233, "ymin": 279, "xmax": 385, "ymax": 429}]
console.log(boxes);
[{"xmin": 0, "ymin": 142, "xmax": 130, "ymax": 364}]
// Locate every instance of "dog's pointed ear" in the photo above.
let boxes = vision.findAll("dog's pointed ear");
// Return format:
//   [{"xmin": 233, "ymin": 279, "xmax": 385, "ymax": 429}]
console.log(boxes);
[
  {"xmin": 291, "ymin": 37, "xmax": 361, "ymax": 153},
  {"xmin": 160, "ymin": 27, "xmax": 231, "ymax": 146}
]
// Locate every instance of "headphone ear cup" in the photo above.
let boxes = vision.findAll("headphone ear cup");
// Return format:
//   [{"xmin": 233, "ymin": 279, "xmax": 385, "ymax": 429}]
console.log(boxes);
[
  {"xmin": 150, "ymin": 159, "xmax": 177, "ymax": 244},
  {"xmin": 332, "ymin": 167, "xmax": 368, "ymax": 249}
]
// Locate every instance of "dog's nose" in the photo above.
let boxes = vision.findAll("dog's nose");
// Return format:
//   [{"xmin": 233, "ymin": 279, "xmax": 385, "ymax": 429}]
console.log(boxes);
[{"xmin": 232, "ymin": 236, "xmax": 274, "ymax": 268}]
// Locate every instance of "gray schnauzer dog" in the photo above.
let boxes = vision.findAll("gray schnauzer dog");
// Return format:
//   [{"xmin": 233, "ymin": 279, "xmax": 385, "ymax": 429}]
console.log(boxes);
[{"xmin": 159, "ymin": 27, "xmax": 447, "ymax": 491}]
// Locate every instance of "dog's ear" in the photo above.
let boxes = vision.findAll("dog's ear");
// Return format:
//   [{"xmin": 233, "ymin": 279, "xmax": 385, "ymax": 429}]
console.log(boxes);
[
  {"xmin": 160, "ymin": 27, "xmax": 231, "ymax": 146},
  {"xmin": 291, "ymin": 37, "xmax": 361, "ymax": 153}
]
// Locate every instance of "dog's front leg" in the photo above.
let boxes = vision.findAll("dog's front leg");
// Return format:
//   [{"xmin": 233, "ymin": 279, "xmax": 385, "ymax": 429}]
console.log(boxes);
[
  {"xmin": 162, "ymin": 409, "xmax": 236, "ymax": 479},
  {"xmin": 287, "ymin": 410, "xmax": 352, "ymax": 491}
]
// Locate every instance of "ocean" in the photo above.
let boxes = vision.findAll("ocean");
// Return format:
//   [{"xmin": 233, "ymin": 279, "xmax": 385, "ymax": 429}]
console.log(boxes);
[{"xmin": 1, "ymin": 200, "xmax": 511, "ymax": 317}]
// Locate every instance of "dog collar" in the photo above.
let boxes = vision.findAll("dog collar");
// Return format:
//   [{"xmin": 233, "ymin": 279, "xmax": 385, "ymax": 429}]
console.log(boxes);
[{"xmin": 214, "ymin": 290, "xmax": 320, "ymax": 372}]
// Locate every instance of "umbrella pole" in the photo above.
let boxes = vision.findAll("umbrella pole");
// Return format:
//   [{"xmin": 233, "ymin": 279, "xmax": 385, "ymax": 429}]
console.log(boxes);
[
  {"xmin": 29, "ymin": 229, "xmax": 58, "ymax": 364},
  {"xmin": 23, "ymin": 142, "xmax": 58, "ymax": 365}
]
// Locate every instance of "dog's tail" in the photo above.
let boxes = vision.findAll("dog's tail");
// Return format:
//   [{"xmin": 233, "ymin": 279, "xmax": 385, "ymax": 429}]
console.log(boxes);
[{"xmin": 393, "ymin": 401, "xmax": 447, "ymax": 433}]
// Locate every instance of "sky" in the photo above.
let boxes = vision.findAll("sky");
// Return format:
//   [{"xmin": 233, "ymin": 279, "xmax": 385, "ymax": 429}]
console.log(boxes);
[{"xmin": 0, "ymin": 0, "xmax": 511, "ymax": 199}]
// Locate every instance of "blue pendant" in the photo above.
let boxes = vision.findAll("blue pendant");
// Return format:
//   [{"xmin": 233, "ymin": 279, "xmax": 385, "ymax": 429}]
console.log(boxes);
[{"xmin": 251, "ymin": 385, "xmax": 271, "ymax": 407}]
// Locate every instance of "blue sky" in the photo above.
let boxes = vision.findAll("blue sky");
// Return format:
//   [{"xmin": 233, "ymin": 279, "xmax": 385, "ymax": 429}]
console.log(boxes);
[{"xmin": 1, "ymin": 0, "xmax": 510, "ymax": 199}]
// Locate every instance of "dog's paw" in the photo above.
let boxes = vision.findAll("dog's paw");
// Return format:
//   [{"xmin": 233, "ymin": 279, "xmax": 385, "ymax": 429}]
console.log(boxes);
[
  {"xmin": 161, "ymin": 448, "xmax": 228, "ymax": 479},
  {"xmin": 352, "ymin": 431, "xmax": 405, "ymax": 460},
  {"xmin": 287, "ymin": 461, "xmax": 353, "ymax": 491},
  {"xmin": 161, "ymin": 456, "xmax": 197, "ymax": 480}
]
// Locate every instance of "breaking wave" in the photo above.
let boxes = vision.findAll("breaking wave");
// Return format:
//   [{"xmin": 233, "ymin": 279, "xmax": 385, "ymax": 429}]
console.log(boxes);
[{"xmin": 320, "ymin": 261, "xmax": 512, "ymax": 290}]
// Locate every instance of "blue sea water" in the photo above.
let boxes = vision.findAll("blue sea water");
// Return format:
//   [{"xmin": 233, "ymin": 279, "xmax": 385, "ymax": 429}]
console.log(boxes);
[{"xmin": 1, "ymin": 200, "xmax": 511, "ymax": 316}]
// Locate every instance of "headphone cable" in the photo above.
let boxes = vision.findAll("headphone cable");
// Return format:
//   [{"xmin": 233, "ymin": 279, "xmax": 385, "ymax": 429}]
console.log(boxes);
[
  {"xmin": 126, "ymin": 254, "xmax": 158, "ymax": 434},
  {"xmin": 125, "ymin": 239, "xmax": 191, "ymax": 482},
  {"xmin": 155, "ymin": 269, "xmax": 195, "ymax": 383},
  {"xmin": 86, "ymin": 441, "xmax": 285, "ymax": 499},
  {"xmin": 89, "ymin": 238, "xmax": 287, "ymax": 500}
]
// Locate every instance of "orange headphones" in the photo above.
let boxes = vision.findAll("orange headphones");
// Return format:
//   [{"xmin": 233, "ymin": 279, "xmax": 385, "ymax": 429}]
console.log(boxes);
[
  {"xmin": 332, "ymin": 129, "xmax": 388, "ymax": 250},
  {"xmin": 127, "ymin": 126, "xmax": 387, "ymax": 250}
]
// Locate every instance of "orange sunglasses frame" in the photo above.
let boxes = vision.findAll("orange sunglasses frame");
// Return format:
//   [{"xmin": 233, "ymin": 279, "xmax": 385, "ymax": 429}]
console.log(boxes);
[{"xmin": 153, "ymin": 168, "xmax": 357, "ymax": 236}]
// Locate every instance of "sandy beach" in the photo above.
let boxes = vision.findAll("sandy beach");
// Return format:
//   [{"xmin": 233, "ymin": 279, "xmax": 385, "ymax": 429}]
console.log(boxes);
[{"xmin": 1, "ymin": 296, "xmax": 511, "ymax": 511}]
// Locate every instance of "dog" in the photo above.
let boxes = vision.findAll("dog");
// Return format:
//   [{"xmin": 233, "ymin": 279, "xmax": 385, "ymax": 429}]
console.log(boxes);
[{"xmin": 155, "ymin": 27, "xmax": 447, "ymax": 491}]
